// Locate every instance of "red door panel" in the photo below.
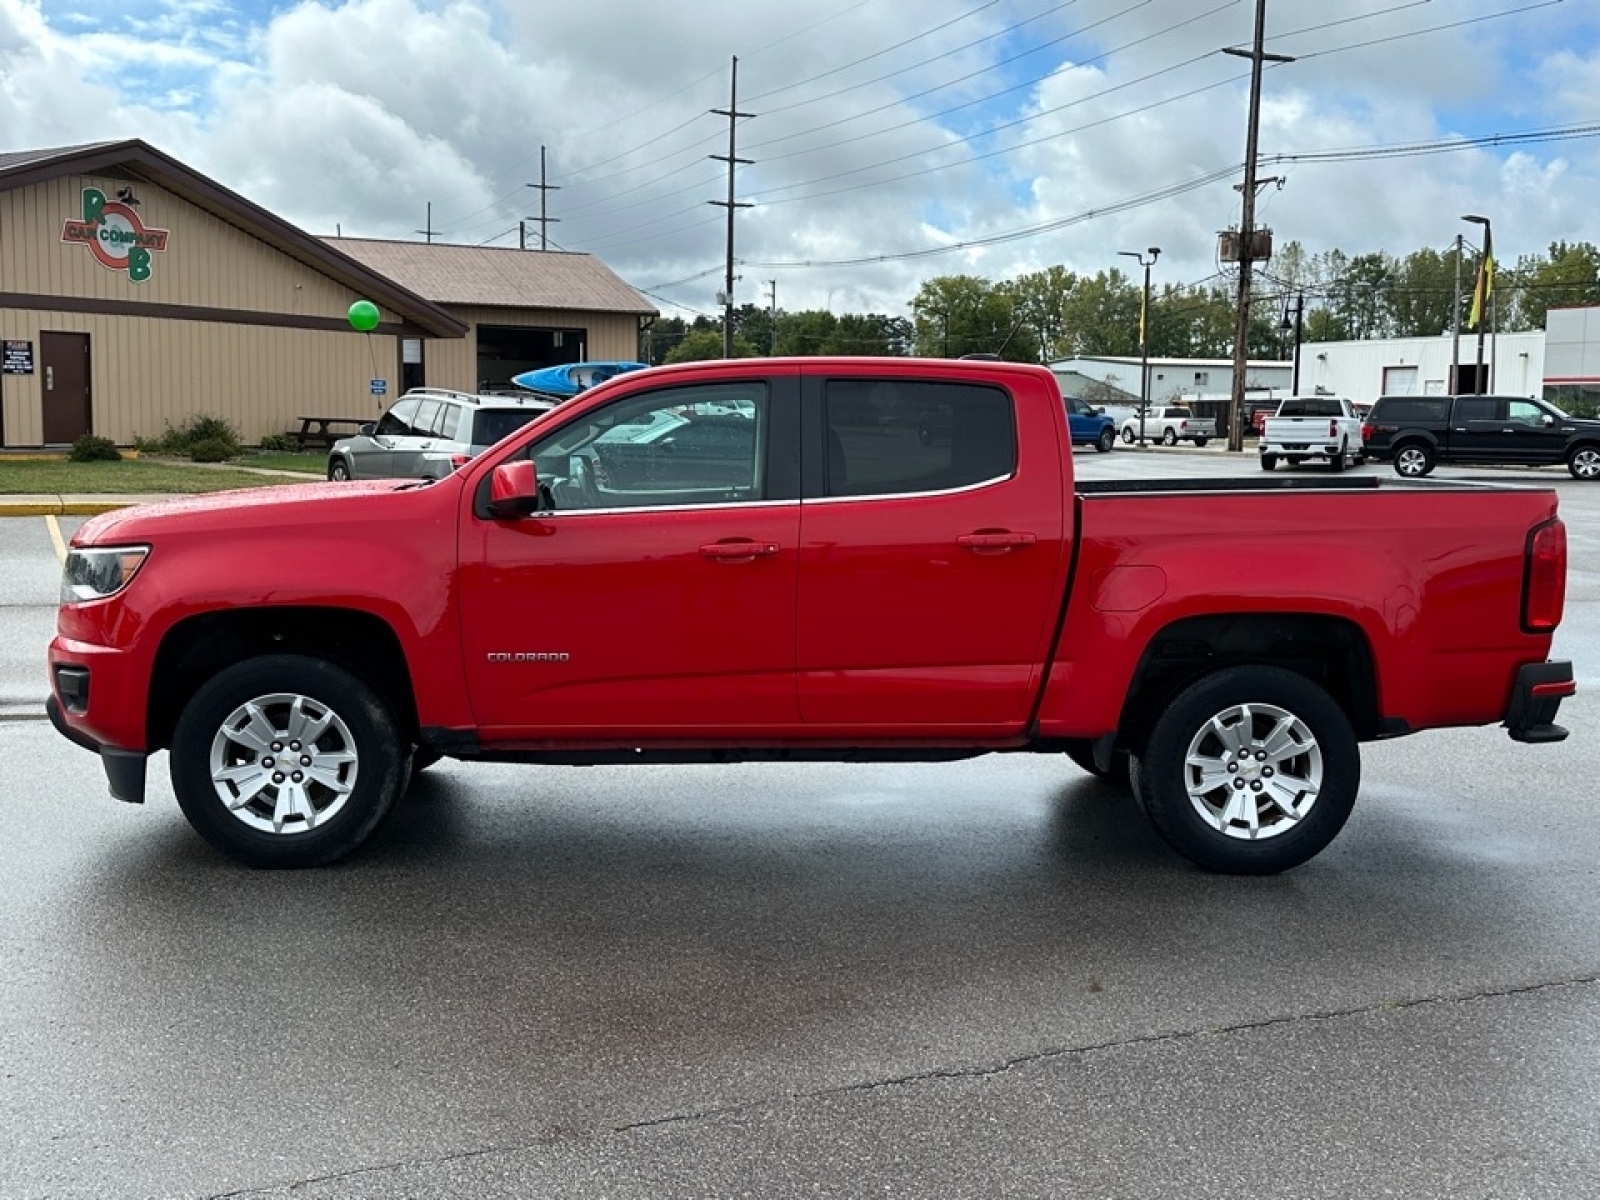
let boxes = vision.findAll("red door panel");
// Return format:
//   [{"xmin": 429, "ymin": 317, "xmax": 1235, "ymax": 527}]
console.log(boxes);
[{"xmin": 460, "ymin": 505, "xmax": 801, "ymax": 737}]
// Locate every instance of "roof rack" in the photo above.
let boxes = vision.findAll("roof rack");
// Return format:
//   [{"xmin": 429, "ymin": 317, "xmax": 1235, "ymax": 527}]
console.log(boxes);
[{"xmin": 401, "ymin": 387, "xmax": 481, "ymax": 404}]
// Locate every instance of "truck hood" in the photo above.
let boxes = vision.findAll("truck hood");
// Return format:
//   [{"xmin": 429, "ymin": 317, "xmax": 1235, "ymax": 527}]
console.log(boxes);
[{"xmin": 73, "ymin": 477, "xmax": 435, "ymax": 546}]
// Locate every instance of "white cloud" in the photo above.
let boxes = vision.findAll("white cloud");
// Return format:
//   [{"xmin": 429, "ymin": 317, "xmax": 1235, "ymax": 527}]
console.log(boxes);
[{"xmin": 5, "ymin": 0, "xmax": 1600, "ymax": 316}]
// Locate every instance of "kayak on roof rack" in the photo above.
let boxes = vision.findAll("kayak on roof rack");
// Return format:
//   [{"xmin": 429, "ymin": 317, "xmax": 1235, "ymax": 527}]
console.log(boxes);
[{"xmin": 511, "ymin": 361, "xmax": 648, "ymax": 397}]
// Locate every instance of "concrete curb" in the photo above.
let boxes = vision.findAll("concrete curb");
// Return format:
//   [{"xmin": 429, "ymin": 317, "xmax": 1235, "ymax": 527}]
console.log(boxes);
[{"xmin": 0, "ymin": 495, "xmax": 169, "ymax": 517}]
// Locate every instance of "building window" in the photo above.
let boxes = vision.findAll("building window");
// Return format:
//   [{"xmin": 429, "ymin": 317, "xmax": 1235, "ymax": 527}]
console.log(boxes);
[
  {"xmin": 1194, "ymin": 371, "xmax": 1209, "ymax": 386},
  {"xmin": 401, "ymin": 338, "xmax": 425, "ymax": 392}
]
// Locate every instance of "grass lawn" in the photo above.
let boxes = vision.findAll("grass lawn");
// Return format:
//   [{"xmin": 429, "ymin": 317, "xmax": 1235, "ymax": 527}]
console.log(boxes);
[
  {"xmin": 242, "ymin": 452, "xmax": 326, "ymax": 474},
  {"xmin": 0, "ymin": 456, "xmax": 322, "ymax": 494}
]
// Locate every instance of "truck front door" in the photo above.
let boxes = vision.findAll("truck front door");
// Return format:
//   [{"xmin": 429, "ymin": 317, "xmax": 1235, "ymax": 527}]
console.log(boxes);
[
  {"xmin": 459, "ymin": 374, "xmax": 803, "ymax": 737},
  {"xmin": 796, "ymin": 373, "xmax": 1069, "ymax": 732}
]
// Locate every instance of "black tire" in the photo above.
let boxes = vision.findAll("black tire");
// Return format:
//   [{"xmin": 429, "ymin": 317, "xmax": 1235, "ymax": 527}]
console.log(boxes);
[
  {"xmin": 1392, "ymin": 441, "xmax": 1435, "ymax": 478},
  {"xmin": 1193, "ymin": 437, "xmax": 1208, "ymax": 448},
  {"xmin": 327, "ymin": 457, "xmax": 351, "ymax": 482},
  {"xmin": 1122, "ymin": 427, "xmax": 1136, "ymax": 444},
  {"xmin": 1329, "ymin": 441, "xmax": 1346, "ymax": 472},
  {"xmin": 1096, "ymin": 427, "xmax": 1115, "ymax": 453},
  {"xmin": 1161, "ymin": 428, "xmax": 1178, "ymax": 446},
  {"xmin": 170, "ymin": 655, "xmax": 408, "ymax": 868},
  {"xmin": 1063, "ymin": 740, "xmax": 1132, "ymax": 790},
  {"xmin": 1133, "ymin": 666, "xmax": 1360, "ymax": 874},
  {"xmin": 1260, "ymin": 454, "xmax": 1278, "ymax": 471},
  {"xmin": 1568, "ymin": 444, "xmax": 1600, "ymax": 480}
]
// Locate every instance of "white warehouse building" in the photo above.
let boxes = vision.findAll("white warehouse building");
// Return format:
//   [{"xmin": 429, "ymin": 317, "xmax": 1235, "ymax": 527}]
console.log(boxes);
[{"xmin": 1293, "ymin": 329, "xmax": 1545, "ymax": 402}]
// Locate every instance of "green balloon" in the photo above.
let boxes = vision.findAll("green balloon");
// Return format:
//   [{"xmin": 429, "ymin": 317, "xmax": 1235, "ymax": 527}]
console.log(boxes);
[{"xmin": 347, "ymin": 300, "xmax": 380, "ymax": 332}]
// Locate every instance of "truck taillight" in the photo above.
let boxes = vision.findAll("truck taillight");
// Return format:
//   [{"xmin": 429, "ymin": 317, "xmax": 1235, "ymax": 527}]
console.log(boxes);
[
  {"xmin": 1524, "ymin": 519, "xmax": 1567, "ymax": 632},
  {"xmin": 1361, "ymin": 422, "xmax": 1374, "ymax": 442},
  {"xmin": 1329, "ymin": 419, "xmax": 1339, "ymax": 437}
]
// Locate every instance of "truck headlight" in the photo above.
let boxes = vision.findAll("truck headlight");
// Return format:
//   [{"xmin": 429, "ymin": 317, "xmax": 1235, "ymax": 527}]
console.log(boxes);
[{"xmin": 61, "ymin": 546, "xmax": 150, "ymax": 604}]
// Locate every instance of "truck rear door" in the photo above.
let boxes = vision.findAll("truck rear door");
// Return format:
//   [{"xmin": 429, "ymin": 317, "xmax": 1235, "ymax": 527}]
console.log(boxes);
[{"xmin": 795, "ymin": 370, "xmax": 1070, "ymax": 730}]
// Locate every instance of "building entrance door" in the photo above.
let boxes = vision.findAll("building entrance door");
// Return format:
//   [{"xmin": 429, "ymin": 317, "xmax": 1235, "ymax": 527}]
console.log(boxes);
[{"xmin": 41, "ymin": 332, "xmax": 91, "ymax": 444}]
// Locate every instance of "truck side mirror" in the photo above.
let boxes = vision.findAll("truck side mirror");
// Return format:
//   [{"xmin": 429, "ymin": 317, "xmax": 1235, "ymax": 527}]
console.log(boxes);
[
  {"xmin": 486, "ymin": 459, "xmax": 539, "ymax": 519},
  {"xmin": 359, "ymin": 422, "xmax": 376, "ymax": 437},
  {"xmin": 1542, "ymin": 413, "xmax": 1555, "ymax": 426}
]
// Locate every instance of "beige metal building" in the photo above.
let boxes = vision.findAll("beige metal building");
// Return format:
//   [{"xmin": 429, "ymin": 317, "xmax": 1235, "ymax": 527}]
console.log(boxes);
[{"xmin": 0, "ymin": 140, "xmax": 656, "ymax": 448}]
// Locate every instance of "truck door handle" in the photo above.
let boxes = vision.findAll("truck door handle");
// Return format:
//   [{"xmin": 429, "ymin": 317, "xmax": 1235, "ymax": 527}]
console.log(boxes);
[
  {"xmin": 958, "ymin": 531, "xmax": 1036, "ymax": 552},
  {"xmin": 700, "ymin": 540, "xmax": 780, "ymax": 561}
]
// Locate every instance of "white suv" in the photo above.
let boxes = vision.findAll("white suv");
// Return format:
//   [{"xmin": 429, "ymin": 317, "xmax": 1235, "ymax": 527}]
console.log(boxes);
[{"xmin": 327, "ymin": 389, "xmax": 556, "ymax": 482}]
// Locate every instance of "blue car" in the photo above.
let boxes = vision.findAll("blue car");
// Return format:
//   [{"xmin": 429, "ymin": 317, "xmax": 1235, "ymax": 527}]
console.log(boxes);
[{"xmin": 1064, "ymin": 392, "xmax": 1118, "ymax": 452}]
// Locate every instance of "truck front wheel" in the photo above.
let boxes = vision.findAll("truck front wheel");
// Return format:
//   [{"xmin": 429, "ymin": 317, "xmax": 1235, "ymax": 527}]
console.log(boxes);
[
  {"xmin": 170, "ymin": 655, "xmax": 408, "ymax": 868},
  {"xmin": 1096, "ymin": 427, "xmax": 1116, "ymax": 453},
  {"xmin": 1133, "ymin": 666, "xmax": 1360, "ymax": 874}
]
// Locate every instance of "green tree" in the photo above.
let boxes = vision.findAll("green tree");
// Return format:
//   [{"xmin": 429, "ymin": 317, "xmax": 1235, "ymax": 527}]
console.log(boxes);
[
  {"xmin": 1055, "ymin": 269, "xmax": 1141, "ymax": 357},
  {"xmin": 664, "ymin": 328, "xmax": 761, "ymax": 363},
  {"xmin": 1386, "ymin": 247, "xmax": 1458, "ymax": 338},
  {"xmin": 776, "ymin": 310, "xmax": 839, "ymax": 355},
  {"xmin": 910, "ymin": 275, "xmax": 1037, "ymax": 361},
  {"xmin": 1512, "ymin": 241, "xmax": 1600, "ymax": 330},
  {"xmin": 1006, "ymin": 265, "xmax": 1079, "ymax": 361}
]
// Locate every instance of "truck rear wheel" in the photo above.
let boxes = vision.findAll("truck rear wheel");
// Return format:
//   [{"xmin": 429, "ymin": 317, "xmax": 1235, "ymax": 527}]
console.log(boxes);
[
  {"xmin": 1329, "ymin": 441, "xmax": 1347, "ymax": 472},
  {"xmin": 1260, "ymin": 454, "xmax": 1277, "ymax": 471},
  {"xmin": 1132, "ymin": 666, "xmax": 1360, "ymax": 874},
  {"xmin": 1393, "ymin": 442, "xmax": 1435, "ymax": 477},
  {"xmin": 170, "ymin": 654, "xmax": 408, "ymax": 868},
  {"xmin": 1569, "ymin": 445, "xmax": 1600, "ymax": 480},
  {"xmin": 1161, "ymin": 428, "xmax": 1178, "ymax": 446}
]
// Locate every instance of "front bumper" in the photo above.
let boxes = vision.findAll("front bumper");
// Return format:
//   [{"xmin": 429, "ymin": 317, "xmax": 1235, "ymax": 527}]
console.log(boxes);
[
  {"xmin": 46, "ymin": 693, "xmax": 148, "ymax": 803},
  {"xmin": 1503, "ymin": 661, "xmax": 1575, "ymax": 744}
]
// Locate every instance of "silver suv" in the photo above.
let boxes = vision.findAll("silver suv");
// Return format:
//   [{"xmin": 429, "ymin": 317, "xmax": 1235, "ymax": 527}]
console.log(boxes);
[{"xmin": 327, "ymin": 388, "xmax": 557, "ymax": 482}]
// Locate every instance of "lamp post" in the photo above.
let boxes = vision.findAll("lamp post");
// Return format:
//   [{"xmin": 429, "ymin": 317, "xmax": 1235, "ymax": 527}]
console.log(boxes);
[
  {"xmin": 1119, "ymin": 247, "xmax": 1160, "ymax": 445},
  {"xmin": 1463, "ymin": 214, "xmax": 1492, "ymax": 395},
  {"xmin": 1279, "ymin": 291, "xmax": 1304, "ymax": 395}
]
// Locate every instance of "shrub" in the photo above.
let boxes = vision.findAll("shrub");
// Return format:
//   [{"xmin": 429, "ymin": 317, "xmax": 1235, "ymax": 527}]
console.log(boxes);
[
  {"xmin": 255, "ymin": 432, "xmax": 301, "ymax": 453},
  {"xmin": 69, "ymin": 434, "xmax": 122, "ymax": 463},
  {"xmin": 152, "ymin": 414, "xmax": 242, "ymax": 457},
  {"xmin": 189, "ymin": 438, "xmax": 235, "ymax": 463}
]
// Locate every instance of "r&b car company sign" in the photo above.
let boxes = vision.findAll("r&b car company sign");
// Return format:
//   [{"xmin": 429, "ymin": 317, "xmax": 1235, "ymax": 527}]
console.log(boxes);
[{"xmin": 61, "ymin": 187, "xmax": 169, "ymax": 283}]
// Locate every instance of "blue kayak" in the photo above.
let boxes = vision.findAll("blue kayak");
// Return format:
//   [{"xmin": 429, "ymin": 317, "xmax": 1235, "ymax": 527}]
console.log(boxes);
[{"xmin": 511, "ymin": 361, "xmax": 648, "ymax": 397}]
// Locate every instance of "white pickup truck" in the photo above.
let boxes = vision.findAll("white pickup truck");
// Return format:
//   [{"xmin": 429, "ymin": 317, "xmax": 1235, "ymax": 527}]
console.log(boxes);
[
  {"xmin": 1118, "ymin": 406, "xmax": 1216, "ymax": 446},
  {"xmin": 1260, "ymin": 396, "xmax": 1365, "ymax": 471}
]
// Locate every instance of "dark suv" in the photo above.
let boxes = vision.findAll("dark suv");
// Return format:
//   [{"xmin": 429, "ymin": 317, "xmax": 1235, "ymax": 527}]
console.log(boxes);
[
  {"xmin": 328, "ymin": 389, "xmax": 556, "ymax": 482},
  {"xmin": 1362, "ymin": 394, "xmax": 1600, "ymax": 480}
]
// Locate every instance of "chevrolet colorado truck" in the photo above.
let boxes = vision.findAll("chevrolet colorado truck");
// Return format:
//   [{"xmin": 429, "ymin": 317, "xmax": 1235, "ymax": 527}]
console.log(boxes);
[
  {"xmin": 1260, "ymin": 396, "xmax": 1365, "ymax": 471},
  {"xmin": 48, "ymin": 358, "xmax": 1575, "ymax": 875}
]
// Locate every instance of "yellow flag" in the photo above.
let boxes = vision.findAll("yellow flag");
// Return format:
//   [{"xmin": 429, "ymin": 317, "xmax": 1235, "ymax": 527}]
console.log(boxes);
[{"xmin": 1468, "ymin": 228, "xmax": 1494, "ymax": 329}]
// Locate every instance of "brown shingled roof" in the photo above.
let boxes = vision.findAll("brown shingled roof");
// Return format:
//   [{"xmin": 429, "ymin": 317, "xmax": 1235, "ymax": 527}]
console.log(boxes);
[{"xmin": 323, "ymin": 238, "xmax": 656, "ymax": 316}]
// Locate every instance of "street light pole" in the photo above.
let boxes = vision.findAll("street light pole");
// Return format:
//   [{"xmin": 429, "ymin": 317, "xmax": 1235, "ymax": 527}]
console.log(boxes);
[
  {"xmin": 1450, "ymin": 233, "xmax": 1463, "ymax": 393},
  {"xmin": 1463, "ymin": 214, "xmax": 1491, "ymax": 395},
  {"xmin": 1119, "ymin": 247, "xmax": 1161, "ymax": 446}
]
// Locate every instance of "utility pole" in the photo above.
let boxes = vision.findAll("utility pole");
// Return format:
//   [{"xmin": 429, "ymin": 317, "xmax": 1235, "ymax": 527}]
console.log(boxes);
[
  {"xmin": 709, "ymin": 56, "xmax": 754, "ymax": 358},
  {"xmin": 1223, "ymin": 0, "xmax": 1294, "ymax": 451},
  {"xmin": 766, "ymin": 279, "xmax": 778, "ymax": 355},
  {"xmin": 415, "ymin": 202, "xmax": 438, "ymax": 244},
  {"xmin": 526, "ymin": 145, "xmax": 560, "ymax": 251}
]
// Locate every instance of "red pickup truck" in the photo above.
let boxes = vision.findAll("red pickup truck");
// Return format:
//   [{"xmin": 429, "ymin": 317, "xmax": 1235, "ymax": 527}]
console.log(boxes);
[{"xmin": 48, "ymin": 358, "xmax": 1574, "ymax": 874}]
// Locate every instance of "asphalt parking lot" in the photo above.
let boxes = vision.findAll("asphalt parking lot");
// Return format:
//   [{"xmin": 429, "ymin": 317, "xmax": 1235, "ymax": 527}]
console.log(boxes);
[{"xmin": 1, "ymin": 452, "xmax": 1596, "ymax": 1199}]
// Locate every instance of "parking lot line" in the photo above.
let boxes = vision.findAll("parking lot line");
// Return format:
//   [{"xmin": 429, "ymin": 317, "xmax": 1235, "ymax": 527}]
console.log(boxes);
[{"xmin": 45, "ymin": 514, "xmax": 66, "ymax": 564}]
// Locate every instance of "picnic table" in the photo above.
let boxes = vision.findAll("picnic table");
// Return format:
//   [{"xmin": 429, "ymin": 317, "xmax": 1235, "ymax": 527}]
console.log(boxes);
[{"xmin": 295, "ymin": 416, "xmax": 369, "ymax": 451}]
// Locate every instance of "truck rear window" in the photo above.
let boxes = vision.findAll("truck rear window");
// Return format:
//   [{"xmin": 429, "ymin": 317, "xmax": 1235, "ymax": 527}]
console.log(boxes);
[
  {"xmin": 1278, "ymin": 399, "xmax": 1342, "ymax": 417},
  {"xmin": 1375, "ymin": 397, "xmax": 1449, "ymax": 422},
  {"xmin": 824, "ymin": 380, "xmax": 1015, "ymax": 498}
]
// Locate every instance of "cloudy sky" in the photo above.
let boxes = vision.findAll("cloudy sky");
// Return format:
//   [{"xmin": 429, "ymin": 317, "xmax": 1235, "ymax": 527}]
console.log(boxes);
[{"xmin": 2, "ymin": 0, "xmax": 1597, "ymax": 319}]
